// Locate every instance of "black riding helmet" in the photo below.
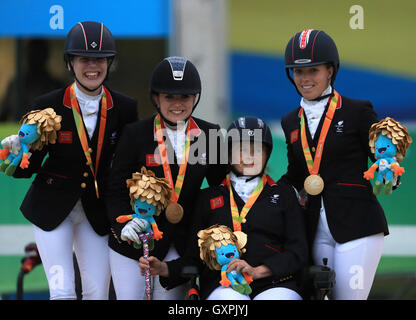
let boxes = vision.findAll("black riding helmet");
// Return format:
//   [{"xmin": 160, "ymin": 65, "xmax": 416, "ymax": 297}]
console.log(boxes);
[
  {"xmin": 284, "ymin": 29, "xmax": 339, "ymax": 98},
  {"xmin": 227, "ymin": 116, "xmax": 273, "ymax": 178},
  {"xmin": 64, "ymin": 21, "xmax": 116, "ymax": 92},
  {"xmin": 150, "ymin": 56, "xmax": 201, "ymax": 127}
]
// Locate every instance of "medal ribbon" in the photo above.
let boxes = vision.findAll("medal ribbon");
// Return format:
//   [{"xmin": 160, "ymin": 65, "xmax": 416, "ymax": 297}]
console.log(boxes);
[
  {"xmin": 225, "ymin": 174, "xmax": 267, "ymax": 232},
  {"xmin": 299, "ymin": 90, "xmax": 340, "ymax": 175},
  {"xmin": 69, "ymin": 82, "xmax": 107, "ymax": 198},
  {"xmin": 154, "ymin": 114, "xmax": 191, "ymax": 203}
]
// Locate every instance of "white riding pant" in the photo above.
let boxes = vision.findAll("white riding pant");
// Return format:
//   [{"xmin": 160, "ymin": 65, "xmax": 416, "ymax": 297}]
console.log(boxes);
[
  {"xmin": 109, "ymin": 245, "xmax": 188, "ymax": 300},
  {"xmin": 33, "ymin": 200, "xmax": 111, "ymax": 300},
  {"xmin": 207, "ymin": 286, "xmax": 302, "ymax": 300},
  {"xmin": 312, "ymin": 199, "xmax": 384, "ymax": 300}
]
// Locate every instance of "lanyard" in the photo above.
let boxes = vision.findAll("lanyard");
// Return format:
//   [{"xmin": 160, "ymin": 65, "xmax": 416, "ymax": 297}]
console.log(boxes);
[
  {"xmin": 299, "ymin": 90, "xmax": 340, "ymax": 175},
  {"xmin": 69, "ymin": 82, "xmax": 107, "ymax": 198},
  {"xmin": 154, "ymin": 114, "xmax": 191, "ymax": 203},
  {"xmin": 225, "ymin": 174, "xmax": 267, "ymax": 232}
]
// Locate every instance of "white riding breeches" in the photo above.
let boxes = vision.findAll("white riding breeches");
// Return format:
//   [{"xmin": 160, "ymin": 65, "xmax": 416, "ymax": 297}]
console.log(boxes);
[
  {"xmin": 312, "ymin": 199, "xmax": 384, "ymax": 300},
  {"xmin": 33, "ymin": 200, "xmax": 111, "ymax": 300},
  {"xmin": 109, "ymin": 245, "xmax": 188, "ymax": 300}
]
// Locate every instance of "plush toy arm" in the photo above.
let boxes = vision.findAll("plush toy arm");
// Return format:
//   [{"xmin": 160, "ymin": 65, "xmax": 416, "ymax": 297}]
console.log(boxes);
[
  {"xmin": 242, "ymin": 272, "xmax": 253, "ymax": 284},
  {"xmin": 116, "ymin": 214, "xmax": 134, "ymax": 223},
  {"xmin": 0, "ymin": 148, "xmax": 10, "ymax": 160},
  {"xmin": 219, "ymin": 270, "xmax": 231, "ymax": 287},
  {"xmin": 20, "ymin": 153, "xmax": 30, "ymax": 169},
  {"xmin": 150, "ymin": 221, "xmax": 163, "ymax": 240},
  {"xmin": 364, "ymin": 163, "xmax": 378, "ymax": 180},
  {"xmin": 391, "ymin": 162, "xmax": 405, "ymax": 176}
]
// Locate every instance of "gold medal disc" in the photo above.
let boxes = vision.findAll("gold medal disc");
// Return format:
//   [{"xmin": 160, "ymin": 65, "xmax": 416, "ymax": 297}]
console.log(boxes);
[
  {"xmin": 304, "ymin": 175, "xmax": 324, "ymax": 195},
  {"xmin": 165, "ymin": 203, "xmax": 184, "ymax": 224}
]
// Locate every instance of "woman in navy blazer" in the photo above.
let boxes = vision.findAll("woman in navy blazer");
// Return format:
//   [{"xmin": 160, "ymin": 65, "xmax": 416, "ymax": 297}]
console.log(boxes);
[
  {"xmin": 280, "ymin": 29, "xmax": 389, "ymax": 300},
  {"xmin": 3, "ymin": 22, "xmax": 138, "ymax": 300}
]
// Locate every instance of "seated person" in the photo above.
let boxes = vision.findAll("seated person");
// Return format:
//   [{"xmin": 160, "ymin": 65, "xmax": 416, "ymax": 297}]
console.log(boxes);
[{"xmin": 139, "ymin": 116, "xmax": 309, "ymax": 300}]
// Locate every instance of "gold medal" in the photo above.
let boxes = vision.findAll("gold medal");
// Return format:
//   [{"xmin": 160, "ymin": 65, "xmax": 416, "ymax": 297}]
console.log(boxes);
[
  {"xmin": 299, "ymin": 91, "xmax": 340, "ymax": 197},
  {"xmin": 165, "ymin": 203, "xmax": 184, "ymax": 224},
  {"xmin": 304, "ymin": 174, "xmax": 324, "ymax": 195}
]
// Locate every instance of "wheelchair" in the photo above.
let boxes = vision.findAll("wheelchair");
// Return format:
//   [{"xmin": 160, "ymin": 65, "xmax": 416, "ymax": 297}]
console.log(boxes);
[{"xmin": 181, "ymin": 258, "xmax": 335, "ymax": 300}]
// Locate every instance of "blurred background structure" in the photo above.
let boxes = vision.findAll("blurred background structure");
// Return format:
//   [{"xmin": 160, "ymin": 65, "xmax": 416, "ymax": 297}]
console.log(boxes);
[{"xmin": 0, "ymin": 0, "xmax": 415, "ymax": 299}]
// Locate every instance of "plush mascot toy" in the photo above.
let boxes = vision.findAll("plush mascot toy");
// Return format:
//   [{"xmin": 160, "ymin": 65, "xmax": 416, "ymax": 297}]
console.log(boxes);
[
  {"xmin": 0, "ymin": 108, "xmax": 61, "ymax": 176},
  {"xmin": 116, "ymin": 166, "xmax": 171, "ymax": 245},
  {"xmin": 364, "ymin": 117, "xmax": 412, "ymax": 195},
  {"xmin": 198, "ymin": 224, "xmax": 253, "ymax": 295},
  {"xmin": 116, "ymin": 167, "xmax": 171, "ymax": 300}
]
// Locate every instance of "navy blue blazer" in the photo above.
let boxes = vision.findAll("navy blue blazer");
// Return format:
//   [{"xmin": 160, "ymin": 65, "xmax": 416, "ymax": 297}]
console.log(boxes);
[{"xmin": 14, "ymin": 85, "xmax": 138, "ymax": 235}]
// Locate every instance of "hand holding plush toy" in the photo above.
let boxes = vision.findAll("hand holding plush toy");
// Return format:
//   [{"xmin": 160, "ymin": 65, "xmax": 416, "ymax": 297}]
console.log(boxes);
[
  {"xmin": 198, "ymin": 224, "xmax": 253, "ymax": 295},
  {"xmin": 0, "ymin": 108, "xmax": 61, "ymax": 176},
  {"xmin": 364, "ymin": 117, "xmax": 412, "ymax": 195}
]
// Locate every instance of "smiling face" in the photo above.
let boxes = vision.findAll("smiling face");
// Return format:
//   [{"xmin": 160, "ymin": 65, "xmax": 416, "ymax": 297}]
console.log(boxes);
[
  {"xmin": 230, "ymin": 141, "xmax": 268, "ymax": 176},
  {"xmin": 375, "ymin": 134, "xmax": 397, "ymax": 159},
  {"xmin": 293, "ymin": 64, "xmax": 333, "ymax": 100},
  {"xmin": 18, "ymin": 123, "xmax": 40, "ymax": 144},
  {"xmin": 153, "ymin": 93, "xmax": 195, "ymax": 128},
  {"xmin": 134, "ymin": 199, "xmax": 156, "ymax": 219},
  {"xmin": 215, "ymin": 243, "xmax": 240, "ymax": 266},
  {"xmin": 69, "ymin": 56, "xmax": 108, "ymax": 95}
]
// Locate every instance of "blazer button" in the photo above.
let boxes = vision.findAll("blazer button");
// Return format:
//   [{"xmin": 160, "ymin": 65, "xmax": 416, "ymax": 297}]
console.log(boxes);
[
  {"xmin": 81, "ymin": 183, "xmax": 87, "ymax": 189},
  {"xmin": 83, "ymin": 172, "xmax": 89, "ymax": 177}
]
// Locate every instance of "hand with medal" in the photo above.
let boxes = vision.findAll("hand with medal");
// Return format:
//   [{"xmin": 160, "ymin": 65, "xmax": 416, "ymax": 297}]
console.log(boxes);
[
  {"xmin": 364, "ymin": 117, "xmax": 412, "ymax": 195},
  {"xmin": 0, "ymin": 108, "xmax": 61, "ymax": 176}
]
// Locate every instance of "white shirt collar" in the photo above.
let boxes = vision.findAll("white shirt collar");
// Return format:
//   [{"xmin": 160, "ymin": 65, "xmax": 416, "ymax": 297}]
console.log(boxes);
[
  {"xmin": 74, "ymin": 82, "xmax": 103, "ymax": 116},
  {"xmin": 229, "ymin": 171, "xmax": 260, "ymax": 203},
  {"xmin": 300, "ymin": 86, "xmax": 332, "ymax": 139},
  {"xmin": 165, "ymin": 121, "xmax": 188, "ymax": 163}
]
